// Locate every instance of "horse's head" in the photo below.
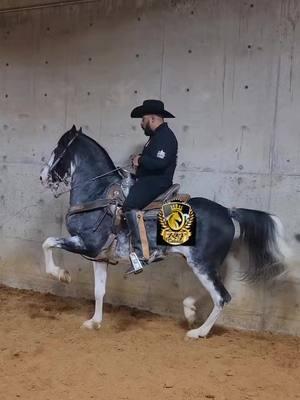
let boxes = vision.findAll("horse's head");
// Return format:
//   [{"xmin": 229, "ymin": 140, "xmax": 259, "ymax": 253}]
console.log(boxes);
[{"xmin": 40, "ymin": 124, "xmax": 80, "ymax": 193}]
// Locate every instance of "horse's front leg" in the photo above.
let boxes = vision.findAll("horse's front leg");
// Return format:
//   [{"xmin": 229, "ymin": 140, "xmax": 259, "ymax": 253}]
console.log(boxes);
[
  {"xmin": 82, "ymin": 261, "xmax": 108, "ymax": 330},
  {"xmin": 42, "ymin": 235, "xmax": 85, "ymax": 283}
]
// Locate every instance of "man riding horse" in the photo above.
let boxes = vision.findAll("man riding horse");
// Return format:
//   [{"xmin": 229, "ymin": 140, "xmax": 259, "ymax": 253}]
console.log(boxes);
[
  {"xmin": 123, "ymin": 99, "xmax": 178, "ymax": 275},
  {"xmin": 40, "ymin": 117, "xmax": 290, "ymax": 337}
]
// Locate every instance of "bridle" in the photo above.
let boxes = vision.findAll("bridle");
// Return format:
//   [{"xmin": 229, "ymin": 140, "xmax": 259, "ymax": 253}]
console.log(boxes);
[
  {"xmin": 47, "ymin": 132, "xmax": 79, "ymax": 182},
  {"xmin": 45, "ymin": 132, "xmax": 130, "ymax": 198}
]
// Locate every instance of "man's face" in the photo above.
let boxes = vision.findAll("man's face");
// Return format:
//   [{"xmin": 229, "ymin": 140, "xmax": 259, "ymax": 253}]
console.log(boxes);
[
  {"xmin": 141, "ymin": 115, "xmax": 151, "ymax": 130},
  {"xmin": 141, "ymin": 115, "xmax": 153, "ymax": 136}
]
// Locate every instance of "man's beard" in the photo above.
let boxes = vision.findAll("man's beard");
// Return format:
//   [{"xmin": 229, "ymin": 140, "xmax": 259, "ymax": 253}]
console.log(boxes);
[{"xmin": 143, "ymin": 121, "xmax": 154, "ymax": 137}]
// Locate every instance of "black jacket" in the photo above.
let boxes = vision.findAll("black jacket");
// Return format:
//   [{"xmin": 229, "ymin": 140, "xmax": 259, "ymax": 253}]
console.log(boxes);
[{"xmin": 136, "ymin": 122, "xmax": 178, "ymax": 183}]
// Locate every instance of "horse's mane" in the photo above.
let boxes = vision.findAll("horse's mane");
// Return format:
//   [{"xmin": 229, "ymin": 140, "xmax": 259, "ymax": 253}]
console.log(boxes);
[{"xmin": 80, "ymin": 132, "xmax": 117, "ymax": 168}]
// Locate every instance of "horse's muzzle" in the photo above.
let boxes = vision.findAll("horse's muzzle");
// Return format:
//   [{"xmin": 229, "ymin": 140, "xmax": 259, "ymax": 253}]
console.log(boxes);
[{"xmin": 40, "ymin": 165, "xmax": 51, "ymax": 187}]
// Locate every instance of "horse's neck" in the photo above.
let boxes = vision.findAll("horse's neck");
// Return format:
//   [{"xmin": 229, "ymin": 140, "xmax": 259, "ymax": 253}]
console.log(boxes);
[{"xmin": 69, "ymin": 140, "xmax": 120, "ymax": 206}]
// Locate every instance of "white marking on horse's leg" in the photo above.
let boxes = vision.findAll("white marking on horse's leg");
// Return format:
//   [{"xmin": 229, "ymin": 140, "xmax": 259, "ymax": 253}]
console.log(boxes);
[
  {"xmin": 270, "ymin": 215, "xmax": 293, "ymax": 261},
  {"xmin": 42, "ymin": 237, "xmax": 71, "ymax": 283},
  {"xmin": 186, "ymin": 269, "xmax": 223, "ymax": 339},
  {"xmin": 169, "ymin": 247, "xmax": 226, "ymax": 338},
  {"xmin": 187, "ymin": 304, "xmax": 222, "ymax": 339},
  {"xmin": 82, "ymin": 261, "xmax": 108, "ymax": 330},
  {"xmin": 43, "ymin": 237, "xmax": 61, "ymax": 277},
  {"xmin": 183, "ymin": 296, "xmax": 197, "ymax": 327}
]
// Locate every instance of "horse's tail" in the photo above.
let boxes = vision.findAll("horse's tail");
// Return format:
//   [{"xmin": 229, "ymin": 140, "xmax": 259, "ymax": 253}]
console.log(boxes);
[{"xmin": 229, "ymin": 207, "xmax": 292, "ymax": 282}]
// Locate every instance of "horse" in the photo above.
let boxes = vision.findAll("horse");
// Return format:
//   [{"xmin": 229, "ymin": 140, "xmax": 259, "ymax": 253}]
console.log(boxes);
[{"xmin": 40, "ymin": 125, "xmax": 291, "ymax": 338}]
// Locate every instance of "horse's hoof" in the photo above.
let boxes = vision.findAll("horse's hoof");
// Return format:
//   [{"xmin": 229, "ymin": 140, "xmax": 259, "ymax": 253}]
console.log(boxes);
[
  {"xmin": 186, "ymin": 328, "xmax": 207, "ymax": 340},
  {"xmin": 185, "ymin": 330, "xmax": 200, "ymax": 340},
  {"xmin": 81, "ymin": 319, "xmax": 101, "ymax": 330},
  {"xmin": 59, "ymin": 270, "xmax": 71, "ymax": 284}
]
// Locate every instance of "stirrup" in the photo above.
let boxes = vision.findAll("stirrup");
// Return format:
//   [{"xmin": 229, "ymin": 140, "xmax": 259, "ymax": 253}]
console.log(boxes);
[
  {"xmin": 125, "ymin": 252, "xmax": 144, "ymax": 275},
  {"xmin": 125, "ymin": 250, "xmax": 165, "ymax": 276},
  {"xmin": 147, "ymin": 250, "xmax": 165, "ymax": 264}
]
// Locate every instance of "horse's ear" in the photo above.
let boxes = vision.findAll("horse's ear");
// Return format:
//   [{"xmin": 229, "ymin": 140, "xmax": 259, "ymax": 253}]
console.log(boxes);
[
  {"xmin": 71, "ymin": 124, "xmax": 77, "ymax": 132},
  {"xmin": 78, "ymin": 127, "xmax": 83, "ymax": 134}
]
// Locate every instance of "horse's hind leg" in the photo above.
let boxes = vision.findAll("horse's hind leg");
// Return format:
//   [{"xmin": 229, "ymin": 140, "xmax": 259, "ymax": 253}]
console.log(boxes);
[
  {"xmin": 186, "ymin": 265, "xmax": 231, "ymax": 339},
  {"xmin": 42, "ymin": 235, "xmax": 85, "ymax": 283},
  {"xmin": 82, "ymin": 261, "xmax": 108, "ymax": 330}
]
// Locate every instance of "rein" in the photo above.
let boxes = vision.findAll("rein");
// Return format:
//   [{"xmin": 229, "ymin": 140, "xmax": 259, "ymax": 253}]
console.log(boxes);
[{"xmin": 53, "ymin": 165, "xmax": 129, "ymax": 198}]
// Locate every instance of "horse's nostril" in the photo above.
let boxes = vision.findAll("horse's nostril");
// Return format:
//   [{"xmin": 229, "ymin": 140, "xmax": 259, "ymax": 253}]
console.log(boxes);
[{"xmin": 40, "ymin": 176, "xmax": 42, "ymax": 181}]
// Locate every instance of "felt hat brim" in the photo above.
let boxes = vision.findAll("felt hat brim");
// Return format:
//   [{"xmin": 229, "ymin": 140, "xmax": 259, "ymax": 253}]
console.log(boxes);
[{"xmin": 131, "ymin": 105, "xmax": 175, "ymax": 118}]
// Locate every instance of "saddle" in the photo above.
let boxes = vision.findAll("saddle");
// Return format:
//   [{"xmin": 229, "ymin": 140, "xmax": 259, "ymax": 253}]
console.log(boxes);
[
  {"xmin": 142, "ymin": 183, "xmax": 190, "ymax": 214},
  {"xmin": 67, "ymin": 171, "xmax": 190, "ymax": 264},
  {"xmin": 128, "ymin": 183, "xmax": 191, "ymax": 265}
]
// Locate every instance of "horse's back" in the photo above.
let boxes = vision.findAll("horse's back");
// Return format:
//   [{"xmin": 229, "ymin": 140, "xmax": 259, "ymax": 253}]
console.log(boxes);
[
  {"xmin": 188, "ymin": 196, "xmax": 229, "ymax": 215},
  {"xmin": 188, "ymin": 196, "xmax": 235, "ymax": 242}
]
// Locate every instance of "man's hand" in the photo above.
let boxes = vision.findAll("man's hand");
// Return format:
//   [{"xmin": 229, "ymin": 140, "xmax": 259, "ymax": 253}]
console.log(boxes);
[{"xmin": 131, "ymin": 154, "xmax": 141, "ymax": 168}]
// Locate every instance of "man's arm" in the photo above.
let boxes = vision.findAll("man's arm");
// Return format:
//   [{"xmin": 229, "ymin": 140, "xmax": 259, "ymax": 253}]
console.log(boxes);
[
  {"xmin": 139, "ymin": 152, "xmax": 170, "ymax": 171},
  {"xmin": 138, "ymin": 136, "xmax": 177, "ymax": 171}
]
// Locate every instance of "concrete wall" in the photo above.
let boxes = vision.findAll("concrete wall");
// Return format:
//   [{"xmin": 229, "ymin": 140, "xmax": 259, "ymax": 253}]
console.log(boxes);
[{"xmin": 0, "ymin": 0, "xmax": 300, "ymax": 335}]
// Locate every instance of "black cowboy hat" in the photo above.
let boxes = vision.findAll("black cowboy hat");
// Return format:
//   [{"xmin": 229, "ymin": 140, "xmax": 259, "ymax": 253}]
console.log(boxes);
[{"xmin": 130, "ymin": 99, "xmax": 175, "ymax": 118}]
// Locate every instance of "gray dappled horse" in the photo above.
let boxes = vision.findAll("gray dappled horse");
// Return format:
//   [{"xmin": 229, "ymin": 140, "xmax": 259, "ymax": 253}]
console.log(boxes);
[{"xmin": 40, "ymin": 126, "xmax": 291, "ymax": 338}]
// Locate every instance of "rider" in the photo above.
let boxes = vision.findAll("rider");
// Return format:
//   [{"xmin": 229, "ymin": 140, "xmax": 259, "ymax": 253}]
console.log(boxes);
[{"xmin": 122, "ymin": 99, "xmax": 178, "ymax": 275}]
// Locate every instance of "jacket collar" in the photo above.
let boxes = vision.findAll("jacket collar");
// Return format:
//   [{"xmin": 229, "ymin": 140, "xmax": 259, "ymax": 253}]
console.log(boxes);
[{"xmin": 152, "ymin": 122, "xmax": 167, "ymax": 136}]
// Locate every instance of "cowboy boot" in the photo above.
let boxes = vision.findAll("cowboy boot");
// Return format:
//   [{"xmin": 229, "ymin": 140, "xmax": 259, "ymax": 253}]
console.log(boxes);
[
  {"xmin": 125, "ymin": 210, "xmax": 165, "ymax": 275},
  {"xmin": 125, "ymin": 210, "xmax": 146, "ymax": 275}
]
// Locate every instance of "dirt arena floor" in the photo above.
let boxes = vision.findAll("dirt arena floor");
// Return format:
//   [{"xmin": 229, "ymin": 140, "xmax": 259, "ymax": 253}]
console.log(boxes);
[{"xmin": 0, "ymin": 285, "xmax": 299, "ymax": 400}]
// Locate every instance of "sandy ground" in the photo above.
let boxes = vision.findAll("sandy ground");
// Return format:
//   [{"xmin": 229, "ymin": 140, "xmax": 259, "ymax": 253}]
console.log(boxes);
[{"xmin": 0, "ymin": 285, "xmax": 299, "ymax": 400}]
